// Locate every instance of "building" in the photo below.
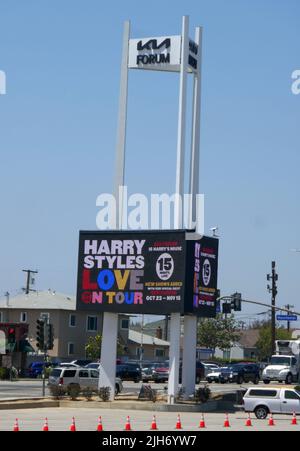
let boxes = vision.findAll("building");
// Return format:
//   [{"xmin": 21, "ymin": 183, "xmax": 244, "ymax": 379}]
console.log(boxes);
[
  {"xmin": 0, "ymin": 290, "xmax": 108, "ymax": 361},
  {"xmin": 127, "ymin": 329, "xmax": 169, "ymax": 361}
]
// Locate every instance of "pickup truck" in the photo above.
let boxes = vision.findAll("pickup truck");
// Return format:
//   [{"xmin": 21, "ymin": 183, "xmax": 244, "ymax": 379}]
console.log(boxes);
[{"xmin": 243, "ymin": 387, "xmax": 300, "ymax": 419}]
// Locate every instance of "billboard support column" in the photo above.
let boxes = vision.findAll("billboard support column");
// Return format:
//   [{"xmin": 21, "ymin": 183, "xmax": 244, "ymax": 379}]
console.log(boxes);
[
  {"xmin": 168, "ymin": 312, "xmax": 181, "ymax": 404},
  {"xmin": 98, "ymin": 312, "xmax": 118, "ymax": 400},
  {"xmin": 189, "ymin": 26, "xmax": 202, "ymax": 231},
  {"xmin": 182, "ymin": 315, "xmax": 197, "ymax": 396},
  {"xmin": 114, "ymin": 20, "xmax": 130, "ymax": 229},
  {"xmin": 174, "ymin": 15, "xmax": 189, "ymax": 229}
]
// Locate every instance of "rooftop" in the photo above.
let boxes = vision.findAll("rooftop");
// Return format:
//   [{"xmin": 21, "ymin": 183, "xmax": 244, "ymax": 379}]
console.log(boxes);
[
  {"xmin": 0, "ymin": 290, "xmax": 76, "ymax": 311},
  {"xmin": 128, "ymin": 329, "xmax": 169, "ymax": 347}
]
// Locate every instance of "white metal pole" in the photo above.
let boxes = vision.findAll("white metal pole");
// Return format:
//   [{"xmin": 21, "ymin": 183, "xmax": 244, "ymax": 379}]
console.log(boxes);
[
  {"xmin": 189, "ymin": 27, "xmax": 202, "ymax": 232},
  {"xmin": 98, "ymin": 312, "xmax": 119, "ymax": 400},
  {"xmin": 182, "ymin": 315, "xmax": 197, "ymax": 396},
  {"xmin": 99, "ymin": 21, "xmax": 130, "ymax": 400},
  {"xmin": 182, "ymin": 27, "xmax": 203, "ymax": 397},
  {"xmin": 168, "ymin": 16, "xmax": 189, "ymax": 405},
  {"xmin": 168, "ymin": 312, "xmax": 181, "ymax": 404},
  {"xmin": 174, "ymin": 15, "xmax": 189, "ymax": 229},
  {"xmin": 114, "ymin": 20, "xmax": 130, "ymax": 229}
]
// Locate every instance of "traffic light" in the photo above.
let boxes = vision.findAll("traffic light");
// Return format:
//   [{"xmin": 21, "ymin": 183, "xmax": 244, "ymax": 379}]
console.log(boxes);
[
  {"xmin": 36, "ymin": 319, "xmax": 45, "ymax": 350},
  {"xmin": 222, "ymin": 303, "xmax": 232, "ymax": 314},
  {"xmin": 231, "ymin": 292, "xmax": 242, "ymax": 311},
  {"xmin": 46, "ymin": 324, "xmax": 54, "ymax": 350},
  {"xmin": 7, "ymin": 327, "xmax": 15, "ymax": 344}
]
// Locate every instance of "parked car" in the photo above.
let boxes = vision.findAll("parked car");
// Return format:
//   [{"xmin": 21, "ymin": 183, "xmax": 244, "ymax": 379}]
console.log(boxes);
[
  {"xmin": 179, "ymin": 361, "xmax": 205, "ymax": 384},
  {"xmin": 27, "ymin": 361, "xmax": 60, "ymax": 378},
  {"xmin": 243, "ymin": 387, "xmax": 300, "ymax": 419},
  {"xmin": 202, "ymin": 363, "xmax": 220, "ymax": 379},
  {"xmin": 152, "ymin": 365, "xmax": 169, "ymax": 383},
  {"xmin": 48, "ymin": 367, "xmax": 123, "ymax": 395},
  {"xmin": 142, "ymin": 363, "xmax": 165, "ymax": 382},
  {"xmin": 116, "ymin": 363, "xmax": 142, "ymax": 382},
  {"xmin": 206, "ymin": 366, "xmax": 226, "ymax": 383},
  {"xmin": 219, "ymin": 363, "xmax": 260, "ymax": 384}
]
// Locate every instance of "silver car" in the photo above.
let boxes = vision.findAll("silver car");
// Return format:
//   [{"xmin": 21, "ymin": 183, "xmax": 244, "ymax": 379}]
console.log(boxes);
[
  {"xmin": 49, "ymin": 367, "xmax": 123, "ymax": 395},
  {"xmin": 243, "ymin": 387, "xmax": 300, "ymax": 419}
]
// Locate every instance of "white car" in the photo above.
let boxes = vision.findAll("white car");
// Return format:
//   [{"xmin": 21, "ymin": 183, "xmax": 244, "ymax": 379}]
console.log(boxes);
[
  {"xmin": 49, "ymin": 367, "xmax": 123, "ymax": 395},
  {"xmin": 243, "ymin": 387, "xmax": 300, "ymax": 419},
  {"xmin": 206, "ymin": 367, "xmax": 226, "ymax": 383},
  {"xmin": 203, "ymin": 363, "xmax": 220, "ymax": 378}
]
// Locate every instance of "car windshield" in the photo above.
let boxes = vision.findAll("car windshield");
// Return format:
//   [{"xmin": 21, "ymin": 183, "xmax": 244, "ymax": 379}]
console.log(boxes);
[{"xmin": 270, "ymin": 357, "xmax": 291, "ymax": 366}]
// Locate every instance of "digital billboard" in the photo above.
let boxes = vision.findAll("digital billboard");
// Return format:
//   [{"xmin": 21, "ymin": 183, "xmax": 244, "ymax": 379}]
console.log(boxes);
[{"xmin": 76, "ymin": 230, "xmax": 218, "ymax": 316}]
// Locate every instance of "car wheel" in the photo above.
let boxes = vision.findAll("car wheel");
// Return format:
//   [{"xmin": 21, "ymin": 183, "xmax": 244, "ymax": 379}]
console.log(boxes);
[
  {"xmin": 253, "ymin": 376, "xmax": 260, "ymax": 385},
  {"xmin": 254, "ymin": 405, "xmax": 269, "ymax": 420},
  {"xmin": 206, "ymin": 378, "xmax": 212, "ymax": 383},
  {"xmin": 263, "ymin": 380, "xmax": 270, "ymax": 384},
  {"xmin": 115, "ymin": 385, "xmax": 120, "ymax": 395},
  {"xmin": 285, "ymin": 374, "xmax": 293, "ymax": 385}
]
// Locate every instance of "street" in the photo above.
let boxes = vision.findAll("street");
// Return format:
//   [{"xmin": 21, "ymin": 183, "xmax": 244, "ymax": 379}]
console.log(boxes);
[{"xmin": 0, "ymin": 407, "xmax": 299, "ymax": 431}]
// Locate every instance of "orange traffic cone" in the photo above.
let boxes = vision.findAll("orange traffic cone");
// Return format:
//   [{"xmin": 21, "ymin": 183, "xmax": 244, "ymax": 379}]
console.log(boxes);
[
  {"xmin": 150, "ymin": 415, "xmax": 158, "ymax": 430},
  {"xmin": 199, "ymin": 413, "xmax": 206, "ymax": 429},
  {"xmin": 13, "ymin": 418, "xmax": 19, "ymax": 432},
  {"xmin": 70, "ymin": 416, "xmax": 76, "ymax": 431},
  {"xmin": 124, "ymin": 416, "xmax": 132, "ymax": 431},
  {"xmin": 245, "ymin": 413, "xmax": 252, "ymax": 427},
  {"xmin": 42, "ymin": 418, "xmax": 49, "ymax": 431},
  {"xmin": 97, "ymin": 416, "xmax": 103, "ymax": 431},
  {"xmin": 175, "ymin": 414, "xmax": 182, "ymax": 430},
  {"xmin": 223, "ymin": 413, "xmax": 230, "ymax": 428},
  {"xmin": 268, "ymin": 413, "xmax": 275, "ymax": 426},
  {"xmin": 291, "ymin": 412, "xmax": 298, "ymax": 425}
]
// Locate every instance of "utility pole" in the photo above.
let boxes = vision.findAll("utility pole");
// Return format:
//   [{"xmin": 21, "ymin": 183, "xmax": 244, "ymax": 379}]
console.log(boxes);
[
  {"xmin": 267, "ymin": 261, "xmax": 278, "ymax": 356},
  {"xmin": 22, "ymin": 269, "xmax": 38, "ymax": 294},
  {"xmin": 285, "ymin": 304, "xmax": 294, "ymax": 332}
]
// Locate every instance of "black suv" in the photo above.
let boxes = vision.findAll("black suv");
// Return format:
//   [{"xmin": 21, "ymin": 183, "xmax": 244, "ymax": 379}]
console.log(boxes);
[
  {"xmin": 219, "ymin": 363, "xmax": 260, "ymax": 384},
  {"xmin": 116, "ymin": 363, "xmax": 142, "ymax": 382}
]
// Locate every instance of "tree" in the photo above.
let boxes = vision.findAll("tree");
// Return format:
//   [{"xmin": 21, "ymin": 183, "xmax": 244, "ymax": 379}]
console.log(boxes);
[
  {"xmin": 85, "ymin": 334, "xmax": 126, "ymax": 360},
  {"xmin": 197, "ymin": 314, "xmax": 241, "ymax": 355},
  {"xmin": 255, "ymin": 324, "xmax": 292, "ymax": 360},
  {"xmin": 85, "ymin": 335, "xmax": 102, "ymax": 360}
]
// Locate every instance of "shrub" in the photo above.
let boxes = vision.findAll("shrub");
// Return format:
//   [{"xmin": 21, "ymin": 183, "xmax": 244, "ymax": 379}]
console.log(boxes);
[
  {"xmin": 0, "ymin": 367, "xmax": 9, "ymax": 380},
  {"xmin": 98, "ymin": 387, "xmax": 111, "ymax": 402},
  {"xmin": 194, "ymin": 385, "xmax": 211, "ymax": 404},
  {"xmin": 49, "ymin": 385, "xmax": 66, "ymax": 399},
  {"xmin": 82, "ymin": 386, "xmax": 93, "ymax": 401},
  {"xmin": 68, "ymin": 384, "xmax": 81, "ymax": 400}
]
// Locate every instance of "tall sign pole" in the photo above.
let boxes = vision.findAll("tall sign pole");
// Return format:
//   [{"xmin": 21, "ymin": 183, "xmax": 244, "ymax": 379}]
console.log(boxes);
[
  {"xmin": 168, "ymin": 16, "xmax": 189, "ymax": 404},
  {"xmin": 98, "ymin": 21, "xmax": 131, "ymax": 400},
  {"xmin": 182, "ymin": 26, "xmax": 203, "ymax": 397}
]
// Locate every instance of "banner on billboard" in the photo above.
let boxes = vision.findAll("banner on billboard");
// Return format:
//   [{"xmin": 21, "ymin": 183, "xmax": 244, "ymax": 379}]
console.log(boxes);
[{"xmin": 76, "ymin": 230, "xmax": 218, "ymax": 317}]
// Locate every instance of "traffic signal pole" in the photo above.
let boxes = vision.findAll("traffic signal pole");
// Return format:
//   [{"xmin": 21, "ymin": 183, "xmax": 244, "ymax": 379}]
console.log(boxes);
[{"xmin": 267, "ymin": 261, "xmax": 278, "ymax": 356}]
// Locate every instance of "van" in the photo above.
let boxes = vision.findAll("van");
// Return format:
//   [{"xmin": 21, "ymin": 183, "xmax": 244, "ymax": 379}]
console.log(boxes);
[{"xmin": 48, "ymin": 367, "xmax": 123, "ymax": 395}]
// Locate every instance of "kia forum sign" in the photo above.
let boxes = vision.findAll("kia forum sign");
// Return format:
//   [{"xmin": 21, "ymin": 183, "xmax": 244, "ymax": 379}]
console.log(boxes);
[
  {"xmin": 76, "ymin": 230, "xmax": 218, "ymax": 317},
  {"xmin": 128, "ymin": 35, "xmax": 199, "ymax": 73}
]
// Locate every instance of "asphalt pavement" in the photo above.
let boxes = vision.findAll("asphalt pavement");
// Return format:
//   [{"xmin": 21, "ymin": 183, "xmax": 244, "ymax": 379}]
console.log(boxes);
[{"xmin": 0, "ymin": 407, "xmax": 299, "ymax": 431}]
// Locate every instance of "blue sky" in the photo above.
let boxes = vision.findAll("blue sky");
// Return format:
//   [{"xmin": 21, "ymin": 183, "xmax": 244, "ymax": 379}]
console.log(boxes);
[{"xmin": 0, "ymin": 1, "xmax": 299, "ymax": 326}]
